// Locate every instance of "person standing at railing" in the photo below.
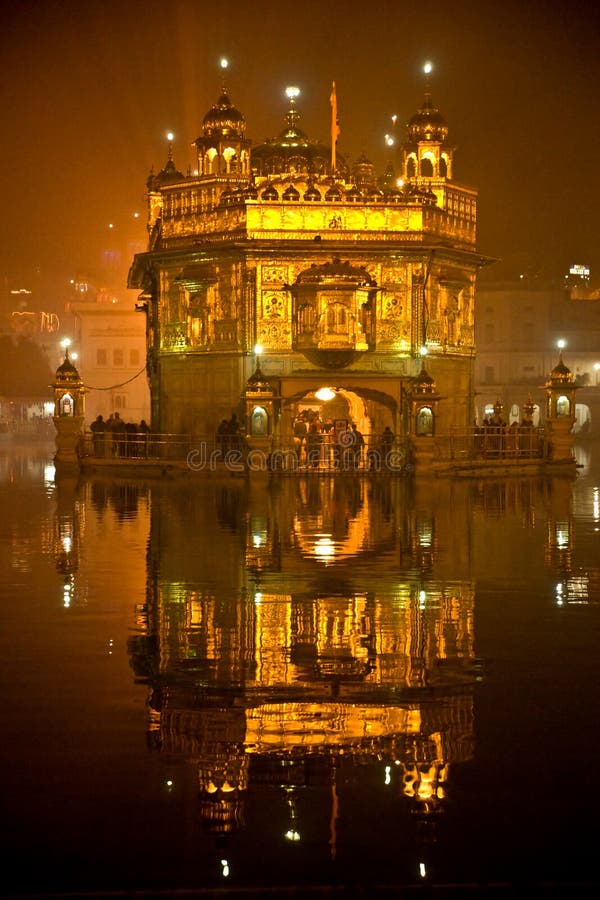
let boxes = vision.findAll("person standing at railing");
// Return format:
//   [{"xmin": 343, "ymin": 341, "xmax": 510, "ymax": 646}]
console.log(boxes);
[
  {"xmin": 90, "ymin": 415, "xmax": 106, "ymax": 457},
  {"xmin": 139, "ymin": 419, "xmax": 150, "ymax": 457},
  {"xmin": 351, "ymin": 424, "xmax": 364, "ymax": 470}
]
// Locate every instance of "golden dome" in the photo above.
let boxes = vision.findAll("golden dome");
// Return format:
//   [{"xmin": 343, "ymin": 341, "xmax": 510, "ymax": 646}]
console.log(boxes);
[
  {"xmin": 252, "ymin": 91, "xmax": 348, "ymax": 178},
  {"xmin": 547, "ymin": 352, "xmax": 573, "ymax": 385},
  {"xmin": 246, "ymin": 362, "xmax": 273, "ymax": 393},
  {"xmin": 55, "ymin": 352, "xmax": 82, "ymax": 385},
  {"xmin": 202, "ymin": 90, "xmax": 246, "ymax": 138},
  {"xmin": 412, "ymin": 363, "xmax": 437, "ymax": 394},
  {"xmin": 147, "ymin": 156, "xmax": 186, "ymax": 190},
  {"xmin": 407, "ymin": 94, "xmax": 448, "ymax": 144}
]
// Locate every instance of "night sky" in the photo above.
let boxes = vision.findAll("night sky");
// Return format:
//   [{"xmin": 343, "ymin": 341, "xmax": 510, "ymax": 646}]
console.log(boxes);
[{"xmin": 1, "ymin": 0, "xmax": 599, "ymax": 295}]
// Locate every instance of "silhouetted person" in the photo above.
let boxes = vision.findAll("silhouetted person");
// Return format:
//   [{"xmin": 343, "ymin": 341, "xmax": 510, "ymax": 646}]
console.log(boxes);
[{"xmin": 90, "ymin": 415, "xmax": 106, "ymax": 457}]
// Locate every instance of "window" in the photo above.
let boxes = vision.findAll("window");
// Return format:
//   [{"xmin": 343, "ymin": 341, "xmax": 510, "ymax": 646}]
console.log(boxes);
[
  {"xmin": 416, "ymin": 406, "xmax": 434, "ymax": 436},
  {"xmin": 130, "ymin": 349, "xmax": 140, "ymax": 367},
  {"xmin": 96, "ymin": 349, "xmax": 107, "ymax": 365},
  {"xmin": 250, "ymin": 406, "xmax": 268, "ymax": 436},
  {"xmin": 114, "ymin": 395, "xmax": 127, "ymax": 410},
  {"xmin": 113, "ymin": 349, "xmax": 124, "ymax": 366},
  {"xmin": 420, "ymin": 158, "xmax": 434, "ymax": 177}
]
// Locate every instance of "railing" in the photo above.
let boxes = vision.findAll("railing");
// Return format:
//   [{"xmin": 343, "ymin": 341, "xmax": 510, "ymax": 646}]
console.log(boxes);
[
  {"xmin": 81, "ymin": 427, "xmax": 548, "ymax": 470},
  {"xmin": 82, "ymin": 431, "xmax": 195, "ymax": 461},
  {"xmin": 431, "ymin": 426, "xmax": 547, "ymax": 462}
]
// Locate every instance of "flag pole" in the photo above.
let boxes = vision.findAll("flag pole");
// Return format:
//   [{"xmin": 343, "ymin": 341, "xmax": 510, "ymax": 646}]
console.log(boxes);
[{"xmin": 330, "ymin": 81, "xmax": 340, "ymax": 174}]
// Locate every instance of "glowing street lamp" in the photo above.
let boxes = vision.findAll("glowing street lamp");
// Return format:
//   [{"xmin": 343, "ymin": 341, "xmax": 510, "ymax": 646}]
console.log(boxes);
[{"xmin": 557, "ymin": 339, "xmax": 567, "ymax": 350}]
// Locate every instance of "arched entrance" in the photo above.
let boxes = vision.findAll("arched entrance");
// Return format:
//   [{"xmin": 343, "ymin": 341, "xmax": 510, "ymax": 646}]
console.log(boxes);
[{"xmin": 279, "ymin": 383, "xmax": 400, "ymax": 471}]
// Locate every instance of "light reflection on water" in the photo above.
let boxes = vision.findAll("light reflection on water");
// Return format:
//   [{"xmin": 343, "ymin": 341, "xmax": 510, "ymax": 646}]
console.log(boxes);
[{"xmin": 1, "ymin": 441, "xmax": 600, "ymax": 896}]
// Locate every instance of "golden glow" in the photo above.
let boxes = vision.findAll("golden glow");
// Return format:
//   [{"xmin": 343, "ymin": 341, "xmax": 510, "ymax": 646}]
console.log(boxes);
[
  {"xmin": 220, "ymin": 57, "xmax": 229, "ymax": 69},
  {"xmin": 166, "ymin": 131, "xmax": 174, "ymax": 142},
  {"xmin": 60, "ymin": 338, "xmax": 71, "ymax": 349},
  {"xmin": 253, "ymin": 343, "xmax": 263, "ymax": 355},
  {"xmin": 285, "ymin": 86, "xmax": 300, "ymax": 100},
  {"xmin": 557, "ymin": 338, "xmax": 566, "ymax": 349},
  {"xmin": 315, "ymin": 387, "xmax": 336, "ymax": 402},
  {"xmin": 423, "ymin": 61, "xmax": 433, "ymax": 75},
  {"xmin": 314, "ymin": 536, "xmax": 335, "ymax": 560}
]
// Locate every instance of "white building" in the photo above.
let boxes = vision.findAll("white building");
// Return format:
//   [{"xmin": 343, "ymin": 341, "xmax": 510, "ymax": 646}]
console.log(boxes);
[{"xmin": 70, "ymin": 301, "xmax": 150, "ymax": 428}]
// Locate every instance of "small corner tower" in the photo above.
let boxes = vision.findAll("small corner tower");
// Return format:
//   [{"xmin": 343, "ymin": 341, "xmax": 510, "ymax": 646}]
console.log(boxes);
[
  {"xmin": 401, "ymin": 61, "xmax": 453, "ymax": 185},
  {"xmin": 545, "ymin": 349, "xmax": 578, "ymax": 462},
  {"xmin": 52, "ymin": 341, "xmax": 85, "ymax": 473}
]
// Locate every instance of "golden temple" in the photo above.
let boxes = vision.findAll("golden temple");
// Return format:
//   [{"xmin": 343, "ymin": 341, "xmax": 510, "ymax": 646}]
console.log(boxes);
[{"xmin": 127, "ymin": 64, "xmax": 491, "ymax": 454}]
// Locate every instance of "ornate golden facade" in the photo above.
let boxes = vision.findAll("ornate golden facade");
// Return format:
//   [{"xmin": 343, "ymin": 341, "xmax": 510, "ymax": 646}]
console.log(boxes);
[{"xmin": 129, "ymin": 72, "xmax": 492, "ymax": 442}]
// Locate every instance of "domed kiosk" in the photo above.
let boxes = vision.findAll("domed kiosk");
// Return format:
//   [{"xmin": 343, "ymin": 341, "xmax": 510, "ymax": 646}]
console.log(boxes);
[{"xmin": 52, "ymin": 343, "xmax": 85, "ymax": 473}]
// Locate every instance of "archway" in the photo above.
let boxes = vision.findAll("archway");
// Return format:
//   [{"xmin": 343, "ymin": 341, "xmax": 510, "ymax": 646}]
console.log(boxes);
[{"xmin": 285, "ymin": 385, "xmax": 397, "ymax": 438}]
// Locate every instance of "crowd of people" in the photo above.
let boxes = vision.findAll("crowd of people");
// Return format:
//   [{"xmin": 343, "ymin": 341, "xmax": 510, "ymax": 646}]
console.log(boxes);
[
  {"xmin": 293, "ymin": 416, "xmax": 395, "ymax": 470},
  {"xmin": 473, "ymin": 413, "xmax": 538, "ymax": 456},
  {"xmin": 89, "ymin": 412, "xmax": 151, "ymax": 457}
]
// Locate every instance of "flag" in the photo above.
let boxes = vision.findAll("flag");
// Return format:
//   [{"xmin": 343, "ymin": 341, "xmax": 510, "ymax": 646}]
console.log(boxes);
[{"xmin": 330, "ymin": 81, "xmax": 341, "ymax": 172}]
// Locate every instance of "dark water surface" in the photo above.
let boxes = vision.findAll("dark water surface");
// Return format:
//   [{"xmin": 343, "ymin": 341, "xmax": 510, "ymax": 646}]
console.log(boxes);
[{"xmin": 1, "ymin": 441, "xmax": 599, "ymax": 898}]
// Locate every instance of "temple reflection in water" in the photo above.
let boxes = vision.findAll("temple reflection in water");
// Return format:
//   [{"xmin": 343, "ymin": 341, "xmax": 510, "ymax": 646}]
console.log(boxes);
[{"xmin": 124, "ymin": 476, "xmax": 472, "ymax": 866}]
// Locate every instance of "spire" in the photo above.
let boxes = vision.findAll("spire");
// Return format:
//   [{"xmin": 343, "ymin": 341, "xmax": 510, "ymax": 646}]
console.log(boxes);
[
  {"xmin": 423, "ymin": 60, "xmax": 433, "ymax": 108},
  {"xmin": 219, "ymin": 57, "xmax": 229, "ymax": 94},
  {"xmin": 284, "ymin": 85, "xmax": 301, "ymax": 133}
]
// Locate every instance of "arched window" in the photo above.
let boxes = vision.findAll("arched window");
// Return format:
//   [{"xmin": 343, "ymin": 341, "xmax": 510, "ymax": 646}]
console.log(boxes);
[
  {"xmin": 407, "ymin": 157, "xmax": 416, "ymax": 178},
  {"xmin": 439, "ymin": 157, "xmax": 448, "ymax": 177},
  {"xmin": 59, "ymin": 393, "xmax": 74, "ymax": 417},
  {"xmin": 416, "ymin": 406, "xmax": 434, "ymax": 435},
  {"xmin": 420, "ymin": 157, "xmax": 434, "ymax": 177},
  {"xmin": 251, "ymin": 406, "xmax": 268, "ymax": 436}
]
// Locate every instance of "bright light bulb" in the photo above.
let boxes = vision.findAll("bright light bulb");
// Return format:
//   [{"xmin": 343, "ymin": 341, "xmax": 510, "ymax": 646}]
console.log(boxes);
[
  {"xmin": 220, "ymin": 57, "xmax": 229, "ymax": 69},
  {"xmin": 285, "ymin": 85, "xmax": 300, "ymax": 100},
  {"xmin": 166, "ymin": 131, "xmax": 174, "ymax": 142},
  {"xmin": 315, "ymin": 387, "xmax": 336, "ymax": 402},
  {"xmin": 423, "ymin": 61, "xmax": 433, "ymax": 75},
  {"xmin": 557, "ymin": 339, "xmax": 566, "ymax": 349},
  {"xmin": 254, "ymin": 343, "xmax": 263, "ymax": 356}
]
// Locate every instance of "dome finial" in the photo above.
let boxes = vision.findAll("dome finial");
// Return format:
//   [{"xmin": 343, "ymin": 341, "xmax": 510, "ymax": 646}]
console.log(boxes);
[
  {"xmin": 219, "ymin": 57, "xmax": 229, "ymax": 93},
  {"xmin": 423, "ymin": 61, "xmax": 433, "ymax": 104},
  {"xmin": 166, "ymin": 131, "xmax": 174, "ymax": 162},
  {"xmin": 284, "ymin": 85, "xmax": 301, "ymax": 131}
]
